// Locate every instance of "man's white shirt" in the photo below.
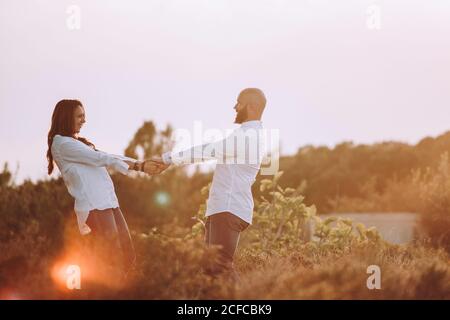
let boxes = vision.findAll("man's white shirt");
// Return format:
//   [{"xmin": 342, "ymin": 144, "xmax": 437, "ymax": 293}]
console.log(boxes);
[{"xmin": 162, "ymin": 120, "xmax": 265, "ymax": 224}]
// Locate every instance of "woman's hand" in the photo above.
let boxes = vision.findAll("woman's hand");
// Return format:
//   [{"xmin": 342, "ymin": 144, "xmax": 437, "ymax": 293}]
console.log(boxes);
[
  {"xmin": 125, "ymin": 160, "xmax": 143, "ymax": 171},
  {"xmin": 124, "ymin": 160, "xmax": 135, "ymax": 169},
  {"xmin": 124, "ymin": 159, "xmax": 169, "ymax": 174}
]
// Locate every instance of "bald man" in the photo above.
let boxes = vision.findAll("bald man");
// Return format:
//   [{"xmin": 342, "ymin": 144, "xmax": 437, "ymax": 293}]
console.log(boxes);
[{"xmin": 151, "ymin": 88, "xmax": 267, "ymax": 281}]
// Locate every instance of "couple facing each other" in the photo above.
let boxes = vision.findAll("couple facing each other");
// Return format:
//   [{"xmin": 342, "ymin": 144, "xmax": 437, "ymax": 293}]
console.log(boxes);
[{"xmin": 47, "ymin": 88, "xmax": 267, "ymax": 282}]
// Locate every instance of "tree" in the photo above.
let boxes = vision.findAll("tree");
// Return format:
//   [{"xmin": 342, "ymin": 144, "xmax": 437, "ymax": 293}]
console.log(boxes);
[
  {"xmin": 124, "ymin": 121, "xmax": 174, "ymax": 160},
  {"xmin": 0, "ymin": 163, "xmax": 12, "ymax": 188}
]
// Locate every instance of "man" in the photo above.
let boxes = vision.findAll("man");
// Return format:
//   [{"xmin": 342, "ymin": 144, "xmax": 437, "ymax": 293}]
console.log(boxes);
[{"xmin": 151, "ymin": 88, "xmax": 267, "ymax": 281}]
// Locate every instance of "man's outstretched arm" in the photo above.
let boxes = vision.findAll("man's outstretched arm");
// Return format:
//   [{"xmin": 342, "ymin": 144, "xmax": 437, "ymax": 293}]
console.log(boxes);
[
  {"xmin": 159, "ymin": 134, "xmax": 237, "ymax": 166},
  {"xmin": 156, "ymin": 129, "xmax": 263, "ymax": 166}
]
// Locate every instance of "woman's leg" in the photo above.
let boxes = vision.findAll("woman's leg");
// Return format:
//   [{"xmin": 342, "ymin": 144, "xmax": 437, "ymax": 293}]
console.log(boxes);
[
  {"xmin": 86, "ymin": 208, "xmax": 118, "ymax": 236},
  {"xmin": 86, "ymin": 209, "xmax": 123, "ymax": 273},
  {"xmin": 205, "ymin": 216, "xmax": 211, "ymax": 245},
  {"xmin": 112, "ymin": 207, "xmax": 136, "ymax": 273}
]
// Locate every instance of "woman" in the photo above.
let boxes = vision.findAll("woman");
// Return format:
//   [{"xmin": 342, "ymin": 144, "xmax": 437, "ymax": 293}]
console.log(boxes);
[{"xmin": 47, "ymin": 99, "xmax": 160, "ymax": 279}]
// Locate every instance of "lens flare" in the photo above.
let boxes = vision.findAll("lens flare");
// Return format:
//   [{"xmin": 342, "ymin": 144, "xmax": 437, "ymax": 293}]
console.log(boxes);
[
  {"xmin": 49, "ymin": 217, "xmax": 132, "ymax": 295},
  {"xmin": 154, "ymin": 191, "xmax": 171, "ymax": 207},
  {"xmin": 50, "ymin": 250, "xmax": 89, "ymax": 291},
  {"xmin": 0, "ymin": 289, "xmax": 22, "ymax": 300}
]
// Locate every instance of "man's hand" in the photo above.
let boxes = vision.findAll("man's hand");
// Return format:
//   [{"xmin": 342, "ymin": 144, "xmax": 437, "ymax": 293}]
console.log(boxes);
[
  {"xmin": 150, "ymin": 156, "xmax": 164, "ymax": 164},
  {"xmin": 143, "ymin": 157, "xmax": 170, "ymax": 175}
]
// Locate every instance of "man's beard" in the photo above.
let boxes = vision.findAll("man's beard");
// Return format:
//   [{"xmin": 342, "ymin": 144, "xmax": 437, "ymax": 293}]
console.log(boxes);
[{"xmin": 234, "ymin": 106, "xmax": 248, "ymax": 124}]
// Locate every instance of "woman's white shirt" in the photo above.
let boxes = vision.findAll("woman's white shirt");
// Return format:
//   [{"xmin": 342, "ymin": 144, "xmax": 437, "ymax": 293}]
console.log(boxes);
[{"xmin": 51, "ymin": 134, "xmax": 132, "ymax": 235}]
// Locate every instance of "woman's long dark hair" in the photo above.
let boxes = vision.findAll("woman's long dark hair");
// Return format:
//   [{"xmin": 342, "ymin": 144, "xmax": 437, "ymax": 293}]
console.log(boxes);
[{"xmin": 47, "ymin": 99, "xmax": 96, "ymax": 175}]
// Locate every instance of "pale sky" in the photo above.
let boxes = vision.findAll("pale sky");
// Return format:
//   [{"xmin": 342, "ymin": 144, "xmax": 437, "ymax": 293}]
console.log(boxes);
[{"xmin": 1, "ymin": 0, "xmax": 449, "ymax": 183}]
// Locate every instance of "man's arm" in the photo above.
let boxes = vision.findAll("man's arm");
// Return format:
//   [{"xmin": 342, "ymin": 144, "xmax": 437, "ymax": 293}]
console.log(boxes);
[
  {"xmin": 159, "ymin": 129, "xmax": 262, "ymax": 166},
  {"xmin": 160, "ymin": 140, "xmax": 229, "ymax": 165}
]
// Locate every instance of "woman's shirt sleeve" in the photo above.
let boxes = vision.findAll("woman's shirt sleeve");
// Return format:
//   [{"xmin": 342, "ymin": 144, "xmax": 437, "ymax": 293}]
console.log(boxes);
[{"xmin": 58, "ymin": 140, "xmax": 130, "ymax": 174}]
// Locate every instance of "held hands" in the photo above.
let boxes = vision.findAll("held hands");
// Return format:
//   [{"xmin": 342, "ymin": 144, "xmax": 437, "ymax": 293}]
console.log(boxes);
[
  {"xmin": 143, "ymin": 156, "xmax": 170, "ymax": 175},
  {"xmin": 125, "ymin": 158, "xmax": 169, "ymax": 175}
]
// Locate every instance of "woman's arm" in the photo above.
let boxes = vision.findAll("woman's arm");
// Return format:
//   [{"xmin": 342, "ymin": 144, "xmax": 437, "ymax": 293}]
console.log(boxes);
[
  {"xmin": 96, "ymin": 151, "xmax": 143, "ymax": 172},
  {"xmin": 58, "ymin": 140, "xmax": 130, "ymax": 174}
]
